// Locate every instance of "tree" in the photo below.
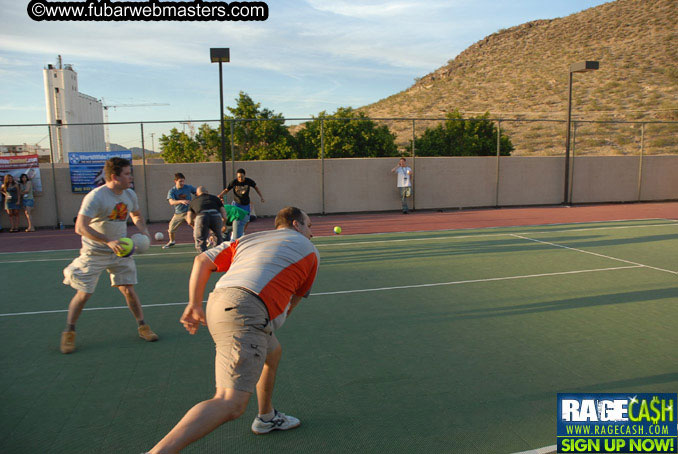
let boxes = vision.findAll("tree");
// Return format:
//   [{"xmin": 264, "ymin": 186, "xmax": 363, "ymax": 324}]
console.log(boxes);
[
  {"xmin": 414, "ymin": 110, "xmax": 514, "ymax": 156},
  {"xmin": 294, "ymin": 107, "xmax": 399, "ymax": 159},
  {"xmin": 157, "ymin": 93, "xmax": 296, "ymax": 162},
  {"xmin": 159, "ymin": 128, "xmax": 206, "ymax": 163},
  {"xmin": 195, "ymin": 123, "xmax": 221, "ymax": 160},
  {"xmin": 227, "ymin": 92, "xmax": 296, "ymax": 160}
]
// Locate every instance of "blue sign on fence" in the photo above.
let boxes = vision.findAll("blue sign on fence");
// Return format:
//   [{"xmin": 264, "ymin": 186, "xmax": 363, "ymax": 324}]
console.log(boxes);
[{"xmin": 68, "ymin": 151, "xmax": 133, "ymax": 193}]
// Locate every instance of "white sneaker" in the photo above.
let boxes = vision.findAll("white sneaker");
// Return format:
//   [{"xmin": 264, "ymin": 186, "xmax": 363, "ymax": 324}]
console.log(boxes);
[
  {"xmin": 251, "ymin": 409, "xmax": 301, "ymax": 434},
  {"xmin": 162, "ymin": 242, "xmax": 176, "ymax": 249}
]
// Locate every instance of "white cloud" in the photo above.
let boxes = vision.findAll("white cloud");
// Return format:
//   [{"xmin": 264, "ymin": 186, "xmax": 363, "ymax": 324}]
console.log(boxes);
[{"xmin": 305, "ymin": 0, "xmax": 422, "ymax": 18}]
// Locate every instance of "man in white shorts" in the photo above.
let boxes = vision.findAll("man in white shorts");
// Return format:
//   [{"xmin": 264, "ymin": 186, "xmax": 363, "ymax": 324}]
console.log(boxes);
[
  {"xmin": 60, "ymin": 157, "xmax": 158, "ymax": 354},
  {"xmin": 147, "ymin": 206, "xmax": 319, "ymax": 454}
]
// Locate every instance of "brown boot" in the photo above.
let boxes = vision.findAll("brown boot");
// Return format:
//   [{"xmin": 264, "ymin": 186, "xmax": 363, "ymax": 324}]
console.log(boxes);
[
  {"xmin": 138, "ymin": 325, "xmax": 159, "ymax": 342},
  {"xmin": 60, "ymin": 331, "xmax": 76, "ymax": 354}
]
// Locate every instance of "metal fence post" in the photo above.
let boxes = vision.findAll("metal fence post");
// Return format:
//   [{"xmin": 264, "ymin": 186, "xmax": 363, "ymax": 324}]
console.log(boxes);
[
  {"xmin": 412, "ymin": 119, "xmax": 416, "ymax": 211},
  {"xmin": 568, "ymin": 122, "xmax": 578, "ymax": 204},
  {"xmin": 230, "ymin": 120, "xmax": 235, "ymax": 185},
  {"xmin": 637, "ymin": 123, "xmax": 645, "ymax": 201},
  {"xmin": 47, "ymin": 125, "xmax": 61, "ymax": 227},
  {"xmin": 140, "ymin": 122, "xmax": 150, "ymax": 221},
  {"xmin": 321, "ymin": 118, "xmax": 325, "ymax": 215},
  {"xmin": 495, "ymin": 120, "xmax": 501, "ymax": 207}
]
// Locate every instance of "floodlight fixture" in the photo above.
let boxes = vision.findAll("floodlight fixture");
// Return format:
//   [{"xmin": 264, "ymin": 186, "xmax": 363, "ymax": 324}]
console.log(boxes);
[
  {"xmin": 210, "ymin": 48, "xmax": 230, "ymax": 63},
  {"xmin": 564, "ymin": 61, "xmax": 599, "ymax": 204},
  {"xmin": 210, "ymin": 47, "xmax": 230, "ymax": 188}
]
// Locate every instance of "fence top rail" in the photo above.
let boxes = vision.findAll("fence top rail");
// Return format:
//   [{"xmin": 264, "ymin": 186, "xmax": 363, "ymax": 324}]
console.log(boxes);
[{"xmin": 1, "ymin": 117, "xmax": 677, "ymax": 128}]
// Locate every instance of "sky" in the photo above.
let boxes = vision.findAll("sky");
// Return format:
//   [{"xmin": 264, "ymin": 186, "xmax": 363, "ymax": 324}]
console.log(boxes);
[{"xmin": 0, "ymin": 0, "xmax": 610, "ymax": 148}]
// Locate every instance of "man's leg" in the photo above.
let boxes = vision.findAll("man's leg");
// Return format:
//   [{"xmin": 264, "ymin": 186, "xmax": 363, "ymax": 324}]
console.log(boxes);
[
  {"xmin": 149, "ymin": 387, "xmax": 251, "ymax": 454},
  {"xmin": 250, "ymin": 335, "xmax": 300, "ymax": 434},
  {"xmin": 193, "ymin": 214, "xmax": 208, "ymax": 252},
  {"xmin": 255, "ymin": 341, "xmax": 282, "ymax": 416},
  {"xmin": 232, "ymin": 212, "xmax": 249, "ymax": 240},
  {"xmin": 117, "ymin": 284, "xmax": 144, "ymax": 321},
  {"xmin": 400, "ymin": 187, "xmax": 408, "ymax": 213},
  {"xmin": 167, "ymin": 218, "xmax": 175, "ymax": 244},
  {"xmin": 231, "ymin": 219, "xmax": 244, "ymax": 240},
  {"xmin": 210, "ymin": 214, "xmax": 224, "ymax": 246},
  {"xmin": 66, "ymin": 290, "xmax": 92, "ymax": 326},
  {"xmin": 117, "ymin": 285, "xmax": 158, "ymax": 341},
  {"xmin": 60, "ymin": 290, "xmax": 92, "ymax": 354},
  {"xmin": 165, "ymin": 214, "xmax": 182, "ymax": 247}
]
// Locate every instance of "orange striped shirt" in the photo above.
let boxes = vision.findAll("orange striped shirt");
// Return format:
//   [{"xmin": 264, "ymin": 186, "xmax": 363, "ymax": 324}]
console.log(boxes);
[{"xmin": 204, "ymin": 228, "xmax": 319, "ymax": 330}]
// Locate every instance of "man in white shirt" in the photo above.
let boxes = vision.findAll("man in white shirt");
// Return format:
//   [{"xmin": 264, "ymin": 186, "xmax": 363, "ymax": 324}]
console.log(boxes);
[
  {"xmin": 60, "ymin": 157, "xmax": 158, "ymax": 354},
  {"xmin": 391, "ymin": 157, "xmax": 413, "ymax": 214}
]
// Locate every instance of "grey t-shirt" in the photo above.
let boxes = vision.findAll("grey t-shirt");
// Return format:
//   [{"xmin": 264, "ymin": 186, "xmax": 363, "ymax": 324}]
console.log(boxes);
[{"xmin": 78, "ymin": 185, "xmax": 139, "ymax": 255}]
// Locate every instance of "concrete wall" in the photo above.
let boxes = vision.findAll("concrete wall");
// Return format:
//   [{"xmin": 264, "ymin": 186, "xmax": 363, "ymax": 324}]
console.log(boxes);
[{"xmin": 5, "ymin": 155, "xmax": 677, "ymax": 229}]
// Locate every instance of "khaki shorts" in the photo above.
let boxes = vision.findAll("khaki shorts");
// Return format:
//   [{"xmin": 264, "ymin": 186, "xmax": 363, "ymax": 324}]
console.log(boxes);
[
  {"xmin": 63, "ymin": 253, "xmax": 137, "ymax": 293},
  {"xmin": 206, "ymin": 287, "xmax": 280, "ymax": 392},
  {"xmin": 168, "ymin": 212, "xmax": 188, "ymax": 233}
]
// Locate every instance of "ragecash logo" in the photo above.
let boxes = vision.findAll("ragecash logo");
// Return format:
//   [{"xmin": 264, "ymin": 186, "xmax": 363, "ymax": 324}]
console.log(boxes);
[{"xmin": 557, "ymin": 393, "xmax": 677, "ymax": 453}]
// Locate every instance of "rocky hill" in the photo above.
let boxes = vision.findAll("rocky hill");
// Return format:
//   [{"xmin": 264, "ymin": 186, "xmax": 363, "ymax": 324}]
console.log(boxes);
[{"xmin": 360, "ymin": 0, "xmax": 678, "ymax": 155}]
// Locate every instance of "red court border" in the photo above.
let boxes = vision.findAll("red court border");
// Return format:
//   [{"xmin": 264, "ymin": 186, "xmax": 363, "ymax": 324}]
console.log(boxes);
[{"xmin": 0, "ymin": 202, "xmax": 676, "ymax": 254}]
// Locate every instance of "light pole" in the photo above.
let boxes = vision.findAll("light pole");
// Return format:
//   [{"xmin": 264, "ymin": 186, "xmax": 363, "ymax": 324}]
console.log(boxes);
[
  {"xmin": 210, "ymin": 48, "xmax": 230, "ymax": 189},
  {"xmin": 564, "ymin": 60, "xmax": 599, "ymax": 204}
]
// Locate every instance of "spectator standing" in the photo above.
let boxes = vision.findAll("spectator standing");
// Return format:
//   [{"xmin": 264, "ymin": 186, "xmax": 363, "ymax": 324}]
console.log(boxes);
[
  {"xmin": 19, "ymin": 173, "xmax": 35, "ymax": 232},
  {"xmin": 186, "ymin": 186, "xmax": 228, "ymax": 253},
  {"xmin": 217, "ymin": 168, "xmax": 264, "ymax": 239},
  {"xmin": 2, "ymin": 174, "xmax": 22, "ymax": 232},
  {"xmin": 164, "ymin": 173, "xmax": 197, "ymax": 249},
  {"xmin": 391, "ymin": 157, "xmax": 413, "ymax": 214}
]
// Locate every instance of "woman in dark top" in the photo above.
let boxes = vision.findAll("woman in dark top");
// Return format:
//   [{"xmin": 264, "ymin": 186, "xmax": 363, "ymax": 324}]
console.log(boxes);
[{"xmin": 2, "ymin": 174, "xmax": 21, "ymax": 232}]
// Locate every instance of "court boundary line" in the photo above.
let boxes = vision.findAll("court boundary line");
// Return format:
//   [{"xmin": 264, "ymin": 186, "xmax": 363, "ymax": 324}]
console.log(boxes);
[
  {"xmin": 510, "ymin": 234, "xmax": 678, "ymax": 276},
  {"xmin": 0, "ymin": 250, "xmax": 197, "ymax": 264},
  {"xmin": 310, "ymin": 217, "xmax": 677, "ymax": 242},
  {"xmin": 0, "ymin": 217, "xmax": 675, "ymax": 256},
  {"xmin": 314, "ymin": 222, "xmax": 678, "ymax": 248},
  {"xmin": 0, "ymin": 264, "xmax": 642, "ymax": 317},
  {"xmin": 1, "ymin": 221, "xmax": 676, "ymax": 264}
]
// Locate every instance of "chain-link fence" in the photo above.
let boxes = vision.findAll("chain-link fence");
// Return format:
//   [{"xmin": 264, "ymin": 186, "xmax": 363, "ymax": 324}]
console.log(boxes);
[
  {"xmin": 1, "ymin": 116, "xmax": 676, "ymax": 228},
  {"xmin": 2, "ymin": 116, "xmax": 677, "ymax": 163}
]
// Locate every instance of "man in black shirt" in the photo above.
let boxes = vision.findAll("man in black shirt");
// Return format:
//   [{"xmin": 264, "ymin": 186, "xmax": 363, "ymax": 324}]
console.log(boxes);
[
  {"xmin": 187, "ymin": 187, "xmax": 228, "ymax": 252},
  {"xmin": 218, "ymin": 168, "xmax": 265, "ymax": 239}
]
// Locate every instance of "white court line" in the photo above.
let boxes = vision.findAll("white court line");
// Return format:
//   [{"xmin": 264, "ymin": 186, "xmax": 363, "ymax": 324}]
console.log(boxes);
[
  {"xmin": 0, "ymin": 218, "xmax": 675, "ymax": 257},
  {"xmin": 511, "ymin": 234, "xmax": 678, "ymax": 276},
  {"xmin": 0, "ymin": 250, "xmax": 196, "ymax": 265},
  {"xmin": 1, "ymin": 302, "xmax": 189, "ymax": 317},
  {"xmin": 313, "ymin": 221, "xmax": 678, "ymax": 248},
  {"xmin": 510, "ymin": 445, "xmax": 556, "ymax": 454},
  {"xmin": 0, "ymin": 221, "xmax": 675, "ymax": 264},
  {"xmin": 312, "ymin": 266, "xmax": 642, "ymax": 295},
  {"xmin": 0, "ymin": 265, "xmax": 641, "ymax": 317},
  {"xmin": 0, "ymin": 221, "xmax": 678, "ymax": 264}
]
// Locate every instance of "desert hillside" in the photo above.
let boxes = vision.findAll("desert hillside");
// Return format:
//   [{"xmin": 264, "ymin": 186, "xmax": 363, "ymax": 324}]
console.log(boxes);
[{"xmin": 360, "ymin": 0, "xmax": 678, "ymax": 155}]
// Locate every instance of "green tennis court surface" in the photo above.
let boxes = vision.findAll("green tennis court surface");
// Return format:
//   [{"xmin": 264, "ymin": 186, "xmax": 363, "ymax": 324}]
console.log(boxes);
[{"xmin": 1, "ymin": 219, "xmax": 677, "ymax": 453}]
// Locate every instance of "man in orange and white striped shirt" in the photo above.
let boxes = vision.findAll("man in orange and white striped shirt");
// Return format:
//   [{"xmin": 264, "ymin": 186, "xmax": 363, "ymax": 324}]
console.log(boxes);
[{"xmin": 149, "ymin": 206, "xmax": 319, "ymax": 454}]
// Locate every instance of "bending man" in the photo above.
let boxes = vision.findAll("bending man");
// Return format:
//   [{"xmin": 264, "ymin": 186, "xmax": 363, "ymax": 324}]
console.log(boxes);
[
  {"xmin": 148, "ymin": 206, "xmax": 319, "ymax": 454},
  {"xmin": 186, "ymin": 186, "xmax": 228, "ymax": 252}
]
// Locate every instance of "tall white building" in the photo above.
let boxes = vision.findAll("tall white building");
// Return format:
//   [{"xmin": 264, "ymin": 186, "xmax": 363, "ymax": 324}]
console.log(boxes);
[{"xmin": 43, "ymin": 56, "xmax": 106, "ymax": 162}]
